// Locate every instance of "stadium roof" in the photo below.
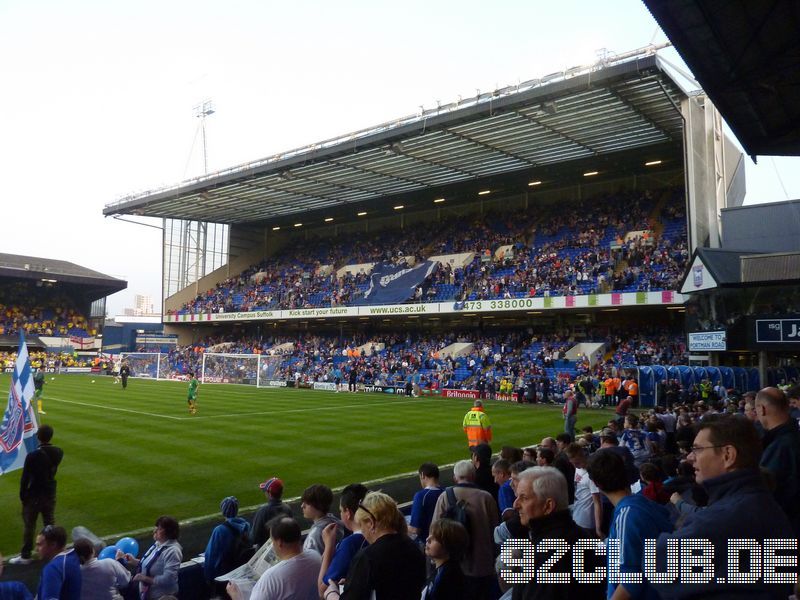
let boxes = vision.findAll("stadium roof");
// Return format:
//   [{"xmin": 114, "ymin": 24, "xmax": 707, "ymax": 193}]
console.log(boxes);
[
  {"xmin": 679, "ymin": 247, "xmax": 800, "ymax": 294},
  {"xmin": 0, "ymin": 253, "xmax": 127, "ymax": 296},
  {"xmin": 104, "ymin": 52, "xmax": 688, "ymax": 225},
  {"xmin": 643, "ymin": 0, "xmax": 800, "ymax": 157}
]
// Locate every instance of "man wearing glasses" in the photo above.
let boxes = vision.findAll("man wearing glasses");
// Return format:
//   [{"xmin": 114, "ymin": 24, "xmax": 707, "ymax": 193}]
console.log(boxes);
[{"xmin": 652, "ymin": 415, "xmax": 794, "ymax": 599}]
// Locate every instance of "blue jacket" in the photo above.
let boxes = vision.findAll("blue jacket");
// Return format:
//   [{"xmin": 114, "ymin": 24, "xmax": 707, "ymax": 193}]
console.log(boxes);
[
  {"xmin": 653, "ymin": 468, "xmax": 793, "ymax": 599},
  {"xmin": 37, "ymin": 550, "xmax": 81, "ymax": 600},
  {"xmin": 607, "ymin": 494, "xmax": 672, "ymax": 600},
  {"xmin": 760, "ymin": 418, "xmax": 800, "ymax": 535},
  {"xmin": 203, "ymin": 517, "xmax": 251, "ymax": 582}
]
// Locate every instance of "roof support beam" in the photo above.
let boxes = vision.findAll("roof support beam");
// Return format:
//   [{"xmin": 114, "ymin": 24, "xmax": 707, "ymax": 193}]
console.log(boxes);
[
  {"xmin": 325, "ymin": 158, "xmax": 431, "ymax": 188},
  {"xmin": 240, "ymin": 181, "xmax": 349, "ymax": 208},
  {"xmin": 605, "ymin": 83, "xmax": 679, "ymax": 140},
  {"xmin": 388, "ymin": 146, "xmax": 479, "ymax": 178},
  {"xmin": 509, "ymin": 108, "xmax": 598, "ymax": 155},
  {"xmin": 280, "ymin": 172, "xmax": 383, "ymax": 198},
  {"xmin": 440, "ymin": 128, "xmax": 537, "ymax": 166}
]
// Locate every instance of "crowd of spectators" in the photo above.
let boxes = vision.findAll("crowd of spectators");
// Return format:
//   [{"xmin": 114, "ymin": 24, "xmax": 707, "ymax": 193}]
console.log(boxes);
[
  {"xmin": 0, "ymin": 285, "xmax": 92, "ymax": 337},
  {"xmin": 0, "ymin": 351, "xmax": 94, "ymax": 370},
  {"xmin": 172, "ymin": 187, "xmax": 689, "ymax": 315},
  {"xmin": 123, "ymin": 324, "xmax": 687, "ymax": 395},
  {"xmin": 6, "ymin": 383, "xmax": 799, "ymax": 599}
]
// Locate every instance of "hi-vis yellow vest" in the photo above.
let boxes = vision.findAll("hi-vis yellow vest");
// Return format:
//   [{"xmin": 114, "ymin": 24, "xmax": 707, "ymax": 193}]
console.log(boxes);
[{"xmin": 463, "ymin": 408, "xmax": 492, "ymax": 446}]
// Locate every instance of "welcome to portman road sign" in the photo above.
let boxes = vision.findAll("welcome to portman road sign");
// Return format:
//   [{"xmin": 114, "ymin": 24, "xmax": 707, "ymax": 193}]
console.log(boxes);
[{"xmin": 164, "ymin": 290, "xmax": 683, "ymax": 324}]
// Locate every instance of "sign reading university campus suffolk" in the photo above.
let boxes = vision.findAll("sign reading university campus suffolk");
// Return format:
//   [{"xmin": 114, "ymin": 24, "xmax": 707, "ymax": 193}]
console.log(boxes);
[
  {"xmin": 756, "ymin": 319, "xmax": 800, "ymax": 344},
  {"xmin": 165, "ymin": 291, "xmax": 685, "ymax": 324}
]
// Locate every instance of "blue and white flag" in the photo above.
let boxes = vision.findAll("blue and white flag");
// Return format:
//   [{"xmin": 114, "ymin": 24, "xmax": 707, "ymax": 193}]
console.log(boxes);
[
  {"xmin": 355, "ymin": 259, "xmax": 439, "ymax": 305},
  {"xmin": 0, "ymin": 332, "xmax": 39, "ymax": 475}
]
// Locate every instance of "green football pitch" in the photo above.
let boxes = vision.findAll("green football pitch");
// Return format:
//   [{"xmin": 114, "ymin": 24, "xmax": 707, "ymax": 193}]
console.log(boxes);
[{"xmin": 0, "ymin": 374, "xmax": 615, "ymax": 556}]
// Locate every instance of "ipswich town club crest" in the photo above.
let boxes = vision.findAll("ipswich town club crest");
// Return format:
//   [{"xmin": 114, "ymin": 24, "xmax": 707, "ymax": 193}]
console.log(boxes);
[{"xmin": 693, "ymin": 265, "xmax": 703, "ymax": 288}]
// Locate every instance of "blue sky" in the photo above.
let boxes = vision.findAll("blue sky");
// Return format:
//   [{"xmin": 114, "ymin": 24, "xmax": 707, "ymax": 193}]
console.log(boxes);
[{"xmin": 1, "ymin": 0, "xmax": 797, "ymax": 314}]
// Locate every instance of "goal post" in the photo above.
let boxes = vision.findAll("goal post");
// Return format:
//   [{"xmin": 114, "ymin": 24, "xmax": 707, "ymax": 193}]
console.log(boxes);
[
  {"xmin": 119, "ymin": 352, "xmax": 163, "ymax": 379},
  {"xmin": 201, "ymin": 353, "xmax": 260, "ymax": 385}
]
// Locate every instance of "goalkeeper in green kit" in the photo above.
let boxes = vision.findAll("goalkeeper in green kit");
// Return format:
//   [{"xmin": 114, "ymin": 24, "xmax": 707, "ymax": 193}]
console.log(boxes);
[{"xmin": 187, "ymin": 372, "xmax": 199, "ymax": 414}]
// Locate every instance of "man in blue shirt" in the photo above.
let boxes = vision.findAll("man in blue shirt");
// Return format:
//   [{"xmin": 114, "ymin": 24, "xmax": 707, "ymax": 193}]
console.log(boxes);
[
  {"xmin": 35, "ymin": 526, "xmax": 80, "ymax": 600},
  {"xmin": 587, "ymin": 450, "xmax": 671, "ymax": 599},
  {"xmin": 409, "ymin": 463, "xmax": 444, "ymax": 546}
]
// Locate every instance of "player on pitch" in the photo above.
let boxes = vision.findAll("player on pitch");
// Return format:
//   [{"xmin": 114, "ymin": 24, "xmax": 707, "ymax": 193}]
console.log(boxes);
[{"xmin": 187, "ymin": 372, "xmax": 199, "ymax": 414}]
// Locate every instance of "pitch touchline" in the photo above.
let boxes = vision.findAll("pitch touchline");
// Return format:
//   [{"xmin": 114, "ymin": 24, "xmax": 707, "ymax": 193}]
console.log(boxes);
[
  {"xmin": 47, "ymin": 396, "xmax": 183, "ymax": 420},
  {"xmin": 45, "ymin": 395, "xmax": 432, "ymax": 421},
  {"xmin": 181, "ymin": 397, "xmax": 430, "ymax": 420}
]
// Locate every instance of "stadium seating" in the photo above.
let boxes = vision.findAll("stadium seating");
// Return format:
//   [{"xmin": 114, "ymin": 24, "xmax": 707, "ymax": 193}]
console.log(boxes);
[{"xmin": 170, "ymin": 187, "xmax": 688, "ymax": 315}]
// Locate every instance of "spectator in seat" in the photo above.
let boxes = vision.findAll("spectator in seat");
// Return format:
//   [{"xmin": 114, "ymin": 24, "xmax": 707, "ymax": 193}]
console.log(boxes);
[
  {"xmin": 300, "ymin": 484, "xmax": 345, "ymax": 555},
  {"xmin": 120, "ymin": 516, "xmax": 182, "ymax": 600},
  {"xmin": 652, "ymin": 415, "xmax": 794, "ymax": 599},
  {"xmin": 74, "ymin": 538, "xmax": 130, "ymax": 600},
  {"xmin": 251, "ymin": 477, "xmax": 292, "ymax": 548},
  {"xmin": 234, "ymin": 517, "xmax": 320, "ymax": 600},
  {"xmin": 431, "ymin": 460, "xmax": 499, "ymax": 600},
  {"xmin": 203, "ymin": 496, "xmax": 251, "ymax": 592},
  {"xmin": 755, "ymin": 387, "xmax": 800, "ymax": 536}
]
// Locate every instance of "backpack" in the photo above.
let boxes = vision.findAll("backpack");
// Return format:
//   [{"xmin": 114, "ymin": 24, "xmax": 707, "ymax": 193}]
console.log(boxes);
[
  {"xmin": 221, "ymin": 521, "xmax": 255, "ymax": 573},
  {"xmin": 442, "ymin": 487, "xmax": 471, "ymax": 546}
]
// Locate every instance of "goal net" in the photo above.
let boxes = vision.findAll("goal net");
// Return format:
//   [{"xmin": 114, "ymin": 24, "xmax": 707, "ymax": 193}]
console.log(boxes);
[
  {"xmin": 256, "ymin": 354, "xmax": 288, "ymax": 388},
  {"xmin": 201, "ymin": 353, "xmax": 260, "ymax": 385},
  {"xmin": 119, "ymin": 353, "xmax": 163, "ymax": 379}
]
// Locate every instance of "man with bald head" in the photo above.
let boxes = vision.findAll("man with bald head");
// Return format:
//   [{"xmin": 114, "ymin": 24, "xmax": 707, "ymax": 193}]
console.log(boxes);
[{"xmin": 755, "ymin": 386, "xmax": 800, "ymax": 535}]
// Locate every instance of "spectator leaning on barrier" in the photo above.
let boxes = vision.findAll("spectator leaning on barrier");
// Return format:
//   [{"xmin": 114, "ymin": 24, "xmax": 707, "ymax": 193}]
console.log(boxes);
[{"xmin": 652, "ymin": 414, "xmax": 794, "ymax": 600}]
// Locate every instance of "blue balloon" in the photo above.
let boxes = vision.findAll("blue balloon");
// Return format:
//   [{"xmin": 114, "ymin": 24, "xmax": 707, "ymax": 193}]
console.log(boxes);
[
  {"xmin": 98, "ymin": 545, "xmax": 118, "ymax": 560},
  {"xmin": 116, "ymin": 537, "xmax": 139, "ymax": 558}
]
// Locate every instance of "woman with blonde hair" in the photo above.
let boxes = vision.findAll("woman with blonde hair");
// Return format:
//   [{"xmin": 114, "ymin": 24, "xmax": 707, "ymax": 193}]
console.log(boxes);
[{"xmin": 323, "ymin": 491, "xmax": 425, "ymax": 600}]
